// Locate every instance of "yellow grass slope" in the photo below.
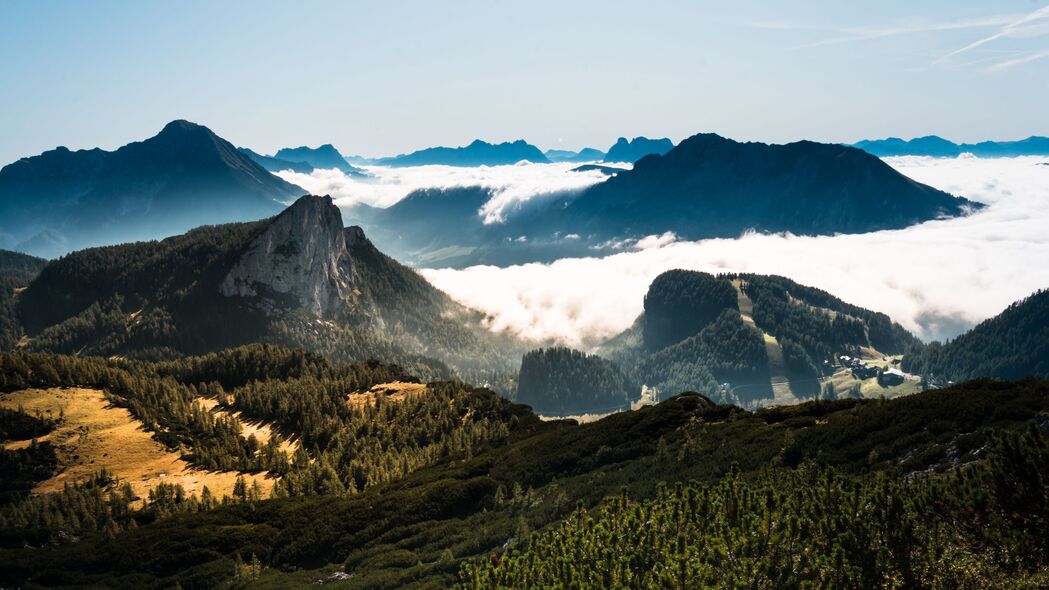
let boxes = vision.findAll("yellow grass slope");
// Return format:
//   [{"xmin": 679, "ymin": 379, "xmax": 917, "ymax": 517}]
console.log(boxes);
[{"xmin": 0, "ymin": 387, "xmax": 271, "ymax": 500}]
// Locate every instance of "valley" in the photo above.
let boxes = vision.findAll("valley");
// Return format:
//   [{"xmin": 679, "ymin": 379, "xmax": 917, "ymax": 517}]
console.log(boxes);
[{"xmin": 3, "ymin": 3, "xmax": 1049, "ymax": 588}]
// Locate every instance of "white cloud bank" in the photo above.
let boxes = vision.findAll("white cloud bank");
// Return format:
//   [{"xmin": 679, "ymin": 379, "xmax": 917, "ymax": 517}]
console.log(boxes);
[
  {"xmin": 421, "ymin": 156, "xmax": 1049, "ymax": 349},
  {"xmin": 275, "ymin": 162, "xmax": 612, "ymax": 222}
]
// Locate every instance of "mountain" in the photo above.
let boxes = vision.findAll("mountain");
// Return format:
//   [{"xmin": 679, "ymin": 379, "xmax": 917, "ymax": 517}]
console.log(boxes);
[
  {"xmin": 0, "ymin": 120, "xmax": 303, "ymax": 258},
  {"xmin": 852, "ymin": 136, "xmax": 962, "ymax": 157},
  {"xmin": 603, "ymin": 136, "xmax": 674, "ymax": 163},
  {"xmin": 353, "ymin": 132, "xmax": 978, "ymax": 269},
  {"xmin": 273, "ymin": 144, "xmax": 367, "ymax": 176},
  {"xmin": 350, "ymin": 132, "xmax": 973, "ymax": 266},
  {"xmin": 237, "ymin": 147, "xmax": 314, "ymax": 174},
  {"xmin": 544, "ymin": 147, "xmax": 606, "ymax": 162},
  {"xmin": 570, "ymin": 163, "xmax": 627, "ymax": 176},
  {"xmin": 853, "ymin": 135, "xmax": 1049, "ymax": 157},
  {"xmin": 902, "ymin": 289, "xmax": 1049, "ymax": 382},
  {"xmin": 599, "ymin": 270, "xmax": 921, "ymax": 406},
  {"xmin": 11, "ymin": 195, "xmax": 525, "ymax": 382},
  {"xmin": 565, "ymin": 133, "xmax": 979, "ymax": 239},
  {"xmin": 376, "ymin": 139, "xmax": 550, "ymax": 167}
]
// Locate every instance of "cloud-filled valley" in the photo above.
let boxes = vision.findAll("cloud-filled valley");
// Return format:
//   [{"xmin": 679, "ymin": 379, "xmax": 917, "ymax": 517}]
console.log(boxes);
[
  {"xmin": 276, "ymin": 161, "xmax": 613, "ymax": 222},
  {"xmin": 420, "ymin": 156, "xmax": 1049, "ymax": 348}
]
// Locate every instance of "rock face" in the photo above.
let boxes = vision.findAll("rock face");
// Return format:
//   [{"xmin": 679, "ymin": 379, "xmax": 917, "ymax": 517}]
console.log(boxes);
[{"xmin": 220, "ymin": 195, "xmax": 372, "ymax": 320}]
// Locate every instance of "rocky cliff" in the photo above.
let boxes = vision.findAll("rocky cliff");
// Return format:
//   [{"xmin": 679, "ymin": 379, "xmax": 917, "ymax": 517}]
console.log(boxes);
[{"xmin": 220, "ymin": 195, "xmax": 377, "ymax": 322}]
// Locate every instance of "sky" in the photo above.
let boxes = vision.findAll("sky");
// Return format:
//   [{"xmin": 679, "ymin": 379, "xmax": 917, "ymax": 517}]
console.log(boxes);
[{"xmin": 2, "ymin": 0, "xmax": 1048, "ymax": 165}]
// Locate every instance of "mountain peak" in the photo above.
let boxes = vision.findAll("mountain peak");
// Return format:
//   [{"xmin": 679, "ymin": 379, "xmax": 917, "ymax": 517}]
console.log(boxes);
[
  {"xmin": 274, "ymin": 145, "xmax": 364, "ymax": 176},
  {"xmin": 345, "ymin": 225, "xmax": 368, "ymax": 246},
  {"xmin": 157, "ymin": 119, "xmax": 209, "ymax": 136},
  {"xmin": 219, "ymin": 194, "xmax": 368, "ymax": 320},
  {"xmin": 604, "ymin": 136, "xmax": 674, "ymax": 163}
]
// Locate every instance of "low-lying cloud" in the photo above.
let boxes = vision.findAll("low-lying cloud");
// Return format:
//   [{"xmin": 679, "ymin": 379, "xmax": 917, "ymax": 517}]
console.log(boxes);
[
  {"xmin": 275, "ymin": 162, "xmax": 611, "ymax": 221},
  {"xmin": 422, "ymin": 156, "xmax": 1049, "ymax": 348}
]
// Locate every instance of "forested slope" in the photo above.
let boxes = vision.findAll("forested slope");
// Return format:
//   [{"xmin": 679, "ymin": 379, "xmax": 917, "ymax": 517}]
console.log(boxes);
[
  {"xmin": 903, "ymin": 289, "xmax": 1049, "ymax": 382},
  {"xmin": 2, "ymin": 349, "xmax": 1046, "ymax": 589}
]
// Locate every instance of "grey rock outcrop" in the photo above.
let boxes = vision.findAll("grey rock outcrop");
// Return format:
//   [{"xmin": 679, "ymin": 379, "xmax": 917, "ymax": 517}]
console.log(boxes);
[{"xmin": 220, "ymin": 195, "xmax": 370, "ymax": 320}]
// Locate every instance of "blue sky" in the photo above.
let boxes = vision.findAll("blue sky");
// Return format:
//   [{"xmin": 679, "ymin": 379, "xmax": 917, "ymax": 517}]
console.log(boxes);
[{"xmin": 1, "ymin": 0, "xmax": 1047, "ymax": 164}]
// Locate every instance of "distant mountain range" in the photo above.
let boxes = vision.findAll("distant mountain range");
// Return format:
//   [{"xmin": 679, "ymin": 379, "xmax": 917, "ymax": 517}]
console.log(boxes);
[
  {"xmin": 237, "ymin": 148, "xmax": 315, "ymax": 174},
  {"xmin": 544, "ymin": 147, "xmax": 606, "ymax": 163},
  {"xmin": 603, "ymin": 136, "xmax": 674, "ymax": 163},
  {"xmin": 376, "ymin": 139, "xmax": 550, "ymax": 167},
  {"xmin": 853, "ymin": 135, "xmax": 1049, "ymax": 157},
  {"xmin": 902, "ymin": 289, "xmax": 1049, "ymax": 382},
  {"xmin": 9, "ymin": 195, "xmax": 525, "ymax": 384},
  {"xmin": 0, "ymin": 120, "xmax": 303, "ymax": 258},
  {"xmin": 273, "ymin": 144, "xmax": 367, "ymax": 176},
  {"xmin": 357, "ymin": 133, "xmax": 979, "ymax": 268}
]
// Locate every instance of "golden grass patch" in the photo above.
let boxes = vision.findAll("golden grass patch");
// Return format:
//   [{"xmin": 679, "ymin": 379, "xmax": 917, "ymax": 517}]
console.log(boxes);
[
  {"xmin": 1, "ymin": 387, "xmax": 272, "ymax": 501},
  {"xmin": 195, "ymin": 397, "xmax": 298, "ymax": 455},
  {"xmin": 347, "ymin": 381, "xmax": 428, "ymax": 409}
]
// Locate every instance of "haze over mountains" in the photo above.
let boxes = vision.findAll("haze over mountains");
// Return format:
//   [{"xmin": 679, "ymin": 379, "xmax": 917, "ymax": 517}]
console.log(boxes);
[
  {"xmin": 236, "ymin": 148, "xmax": 315, "ymax": 174},
  {"xmin": 853, "ymin": 135, "xmax": 1049, "ymax": 157},
  {"xmin": 544, "ymin": 147, "xmax": 606, "ymax": 162},
  {"xmin": 274, "ymin": 145, "xmax": 367, "ymax": 176},
  {"xmin": 1, "ymin": 120, "xmax": 979, "ymax": 264},
  {"xmin": 357, "ymin": 132, "xmax": 978, "ymax": 267},
  {"xmin": 0, "ymin": 120, "xmax": 302, "ymax": 258}
]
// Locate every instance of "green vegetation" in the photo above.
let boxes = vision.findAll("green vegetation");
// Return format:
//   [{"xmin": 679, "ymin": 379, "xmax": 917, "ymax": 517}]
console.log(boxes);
[
  {"xmin": 463, "ymin": 426, "xmax": 1049, "ymax": 589},
  {"xmin": 636, "ymin": 309, "xmax": 767, "ymax": 399},
  {"xmin": 0, "ymin": 354, "xmax": 1045, "ymax": 588},
  {"xmin": 0, "ymin": 441, "xmax": 57, "ymax": 504},
  {"xmin": 517, "ymin": 347, "xmax": 638, "ymax": 414},
  {"xmin": 0, "ymin": 468, "xmax": 264, "ymax": 549},
  {"xmin": 0, "ymin": 248, "xmax": 47, "ymax": 350},
  {"xmin": 599, "ymin": 271, "xmax": 920, "ymax": 406},
  {"xmin": 742, "ymin": 274, "xmax": 919, "ymax": 373},
  {"xmin": 903, "ymin": 289, "xmax": 1049, "ymax": 382},
  {"xmin": 1, "ymin": 346, "xmax": 529, "ymax": 496},
  {"xmin": 643, "ymin": 270, "xmax": 738, "ymax": 352}
]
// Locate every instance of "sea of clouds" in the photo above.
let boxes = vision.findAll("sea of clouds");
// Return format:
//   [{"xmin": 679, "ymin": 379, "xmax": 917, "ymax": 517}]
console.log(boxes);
[
  {"xmin": 420, "ymin": 156, "xmax": 1049, "ymax": 348},
  {"xmin": 275, "ymin": 162, "xmax": 612, "ymax": 222}
]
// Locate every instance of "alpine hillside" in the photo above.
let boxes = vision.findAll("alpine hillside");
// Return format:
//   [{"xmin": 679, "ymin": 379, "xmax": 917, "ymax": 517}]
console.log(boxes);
[{"xmin": 8, "ymin": 195, "xmax": 526, "ymax": 384}]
